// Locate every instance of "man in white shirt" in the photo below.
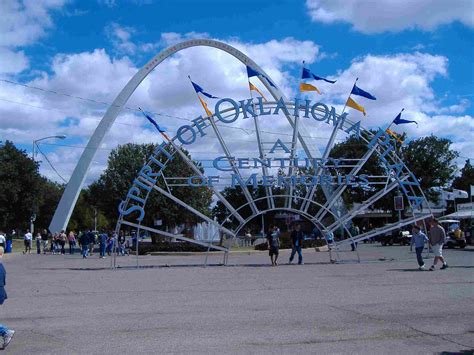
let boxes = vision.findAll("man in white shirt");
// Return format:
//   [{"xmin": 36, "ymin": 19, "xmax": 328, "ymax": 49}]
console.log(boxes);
[
  {"xmin": 0, "ymin": 233, "xmax": 5, "ymax": 249},
  {"xmin": 23, "ymin": 230, "xmax": 32, "ymax": 254}
]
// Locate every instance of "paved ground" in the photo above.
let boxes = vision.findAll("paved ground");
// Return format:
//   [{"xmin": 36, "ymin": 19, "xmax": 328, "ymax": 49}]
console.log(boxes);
[{"xmin": 1, "ymin": 244, "xmax": 473, "ymax": 354}]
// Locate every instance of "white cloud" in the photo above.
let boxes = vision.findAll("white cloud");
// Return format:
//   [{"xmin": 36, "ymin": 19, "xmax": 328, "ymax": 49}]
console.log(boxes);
[
  {"xmin": 0, "ymin": 0, "xmax": 66, "ymax": 75},
  {"xmin": 312, "ymin": 52, "xmax": 473, "ymax": 164},
  {"xmin": 1, "ymin": 35, "xmax": 323, "ymax": 183},
  {"xmin": 306, "ymin": 0, "xmax": 474, "ymax": 33},
  {"xmin": 106, "ymin": 22, "xmax": 137, "ymax": 55}
]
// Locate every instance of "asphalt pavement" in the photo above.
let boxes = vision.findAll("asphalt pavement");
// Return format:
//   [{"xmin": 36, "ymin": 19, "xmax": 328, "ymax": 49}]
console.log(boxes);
[{"xmin": 1, "ymin": 244, "xmax": 473, "ymax": 354}]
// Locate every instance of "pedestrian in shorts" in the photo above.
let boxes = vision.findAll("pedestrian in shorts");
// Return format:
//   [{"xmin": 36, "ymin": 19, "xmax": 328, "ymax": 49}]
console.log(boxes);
[
  {"xmin": 266, "ymin": 225, "xmax": 280, "ymax": 266},
  {"xmin": 428, "ymin": 219, "xmax": 448, "ymax": 271}
]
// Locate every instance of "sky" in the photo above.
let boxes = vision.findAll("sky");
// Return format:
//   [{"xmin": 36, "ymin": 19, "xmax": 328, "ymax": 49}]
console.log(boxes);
[{"xmin": 0, "ymin": 0, "xmax": 473, "ymax": 185}]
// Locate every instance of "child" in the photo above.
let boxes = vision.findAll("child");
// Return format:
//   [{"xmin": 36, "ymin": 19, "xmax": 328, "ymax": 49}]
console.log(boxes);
[{"xmin": 410, "ymin": 225, "xmax": 428, "ymax": 270}]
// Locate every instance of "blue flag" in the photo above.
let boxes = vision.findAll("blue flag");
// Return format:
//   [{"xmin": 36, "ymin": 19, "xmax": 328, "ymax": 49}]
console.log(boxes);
[
  {"xmin": 140, "ymin": 110, "xmax": 166, "ymax": 133},
  {"xmin": 302, "ymin": 67, "xmax": 336, "ymax": 83},
  {"xmin": 246, "ymin": 65, "xmax": 260, "ymax": 78},
  {"xmin": 246, "ymin": 65, "xmax": 276, "ymax": 87},
  {"xmin": 393, "ymin": 111, "xmax": 417, "ymax": 125},
  {"xmin": 191, "ymin": 81, "xmax": 219, "ymax": 99},
  {"xmin": 351, "ymin": 84, "xmax": 376, "ymax": 100}
]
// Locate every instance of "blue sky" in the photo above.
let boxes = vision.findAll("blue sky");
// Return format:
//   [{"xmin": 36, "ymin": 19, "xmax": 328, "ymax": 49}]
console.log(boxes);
[{"xmin": 0, "ymin": 0, "xmax": 473, "ymax": 183}]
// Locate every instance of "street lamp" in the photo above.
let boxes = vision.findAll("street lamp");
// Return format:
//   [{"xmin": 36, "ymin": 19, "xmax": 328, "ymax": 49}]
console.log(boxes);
[
  {"xmin": 32, "ymin": 135, "xmax": 67, "ymax": 161},
  {"xmin": 31, "ymin": 135, "xmax": 67, "ymax": 234}
]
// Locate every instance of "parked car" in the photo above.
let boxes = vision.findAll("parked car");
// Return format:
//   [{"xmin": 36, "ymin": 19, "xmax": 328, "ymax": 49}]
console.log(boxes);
[
  {"xmin": 439, "ymin": 220, "xmax": 466, "ymax": 249},
  {"xmin": 379, "ymin": 229, "xmax": 411, "ymax": 246}
]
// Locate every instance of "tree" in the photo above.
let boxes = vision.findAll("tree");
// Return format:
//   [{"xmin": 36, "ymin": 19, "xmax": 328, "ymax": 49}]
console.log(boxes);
[
  {"xmin": 85, "ymin": 143, "xmax": 213, "ymax": 232},
  {"xmin": 35, "ymin": 180, "xmax": 63, "ymax": 232},
  {"xmin": 452, "ymin": 159, "xmax": 474, "ymax": 202},
  {"xmin": 402, "ymin": 135, "xmax": 459, "ymax": 200},
  {"xmin": 68, "ymin": 190, "xmax": 110, "ymax": 232},
  {"xmin": 0, "ymin": 141, "xmax": 43, "ymax": 231},
  {"xmin": 329, "ymin": 133, "xmax": 391, "ymax": 210}
]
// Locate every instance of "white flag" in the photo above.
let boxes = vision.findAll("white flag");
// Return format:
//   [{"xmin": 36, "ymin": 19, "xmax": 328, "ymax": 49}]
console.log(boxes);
[{"xmin": 471, "ymin": 185, "xmax": 474, "ymax": 196}]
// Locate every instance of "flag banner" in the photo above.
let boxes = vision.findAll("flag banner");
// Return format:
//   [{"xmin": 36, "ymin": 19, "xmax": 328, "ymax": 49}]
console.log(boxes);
[
  {"xmin": 299, "ymin": 82, "xmax": 321, "ymax": 94},
  {"xmin": 140, "ymin": 110, "xmax": 170, "ymax": 140},
  {"xmin": 198, "ymin": 96, "xmax": 213, "ymax": 117},
  {"xmin": 246, "ymin": 65, "xmax": 276, "ymax": 87},
  {"xmin": 249, "ymin": 82, "xmax": 267, "ymax": 101},
  {"xmin": 247, "ymin": 65, "xmax": 260, "ymax": 78},
  {"xmin": 346, "ymin": 97, "xmax": 366, "ymax": 115},
  {"xmin": 301, "ymin": 67, "xmax": 336, "ymax": 83},
  {"xmin": 351, "ymin": 84, "xmax": 376, "ymax": 100},
  {"xmin": 471, "ymin": 185, "xmax": 474, "ymax": 197},
  {"xmin": 393, "ymin": 111, "xmax": 417, "ymax": 125},
  {"xmin": 385, "ymin": 128, "xmax": 403, "ymax": 143},
  {"xmin": 191, "ymin": 81, "xmax": 219, "ymax": 99}
]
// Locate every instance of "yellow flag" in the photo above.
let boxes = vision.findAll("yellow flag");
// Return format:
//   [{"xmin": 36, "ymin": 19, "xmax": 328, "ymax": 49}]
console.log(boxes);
[
  {"xmin": 346, "ymin": 97, "xmax": 366, "ymax": 116},
  {"xmin": 249, "ymin": 82, "xmax": 267, "ymax": 101},
  {"xmin": 198, "ymin": 95, "xmax": 213, "ymax": 117},
  {"xmin": 386, "ymin": 128, "xmax": 403, "ymax": 143},
  {"xmin": 300, "ymin": 82, "xmax": 321, "ymax": 94}
]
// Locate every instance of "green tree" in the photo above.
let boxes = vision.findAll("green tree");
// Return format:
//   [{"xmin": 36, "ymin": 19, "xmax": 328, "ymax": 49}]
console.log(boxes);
[
  {"xmin": 35, "ymin": 180, "xmax": 63, "ymax": 232},
  {"xmin": 0, "ymin": 141, "xmax": 43, "ymax": 231},
  {"xmin": 85, "ymin": 143, "xmax": 212, "ymax": 232},
  {"xmin": 452, "ymin": 159, "xmax": 474, "ymax": 202},
  {"xmin": 402, "ymin": 135, "xmax": 459, "ymax": 200}
]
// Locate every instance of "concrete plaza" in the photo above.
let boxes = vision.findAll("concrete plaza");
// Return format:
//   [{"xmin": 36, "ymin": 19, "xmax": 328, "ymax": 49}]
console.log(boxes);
[{"xmin": 1, "ymin": 244, "xmax": 473, "ymax": 354}]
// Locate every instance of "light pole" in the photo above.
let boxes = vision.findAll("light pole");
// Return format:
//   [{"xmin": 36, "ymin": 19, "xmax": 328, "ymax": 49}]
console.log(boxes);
[{"xmin": 31, "ymin": 135, "xmax": 67, "ymax": 234}]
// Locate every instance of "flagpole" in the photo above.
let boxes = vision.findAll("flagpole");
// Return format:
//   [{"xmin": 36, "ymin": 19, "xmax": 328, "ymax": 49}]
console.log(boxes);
[
  {"xmin": 139, "ymin": 107, "xmax": 171, "ymax": 143},
  {"xmin": 342, "ymin": 77, "xmax": 358, "ymax": 115},
  {"xmin": 386, "ymin": 108, "xmax": 405, "ymax": 131},
  {"xmin": 188, "ymin": 75, "xmax": 211, "ymax": 118},
  {"xmin": 286, "ymin": 61, "xmax": 307, "ymax": 209},
  {"xmin": 246, "ymin": 72, "xmax": 275, "ymax": 210}
]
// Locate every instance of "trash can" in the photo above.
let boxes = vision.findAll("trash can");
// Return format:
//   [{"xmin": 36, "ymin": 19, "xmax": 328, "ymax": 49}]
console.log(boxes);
[{"xmin": 5, "ymin": 239, "xmax": 12, "ymax": 253}]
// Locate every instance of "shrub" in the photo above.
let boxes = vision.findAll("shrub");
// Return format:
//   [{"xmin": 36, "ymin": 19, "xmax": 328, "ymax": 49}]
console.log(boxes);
[{"xmin": 138, "ymin": 240, "xmax": 209, "ymax": 254}]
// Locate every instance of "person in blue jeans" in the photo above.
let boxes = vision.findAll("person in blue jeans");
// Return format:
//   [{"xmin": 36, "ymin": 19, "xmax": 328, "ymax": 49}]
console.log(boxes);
[
  {"xmin": 0, "ymin": 247, "xmax": 15, "ymax": 349},
  {"xmin": 79, "ymin": 231, "xmax": 89, "ymax": 259},
  {"xmin": 410, "ymin": 225, "xmax": 428, "ymax": 270},
  {"xmin": 99, "ymin": 231, "xmax": 107, "ymax": 258},
  {"xmin": 289, "ymin": 223, "xmax": 304, "ymax": 265}
]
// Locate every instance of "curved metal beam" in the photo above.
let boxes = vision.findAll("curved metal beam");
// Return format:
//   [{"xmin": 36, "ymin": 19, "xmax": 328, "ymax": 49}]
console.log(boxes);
[{"xmin": 49, "ymin": 39, "xmax": 295, "ymax": 232}]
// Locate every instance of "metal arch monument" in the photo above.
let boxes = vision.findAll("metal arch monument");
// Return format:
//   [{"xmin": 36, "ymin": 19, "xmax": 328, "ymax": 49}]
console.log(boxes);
[{"xmin": 49, "ymin": 39, "xmax": 433, "ymax": 264}]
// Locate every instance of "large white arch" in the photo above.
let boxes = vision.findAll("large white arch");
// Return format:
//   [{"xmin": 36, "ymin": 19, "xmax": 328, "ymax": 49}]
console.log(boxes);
[{"xmin": 49, "ymin": 39, "xmax": 323, "ymax": 232}]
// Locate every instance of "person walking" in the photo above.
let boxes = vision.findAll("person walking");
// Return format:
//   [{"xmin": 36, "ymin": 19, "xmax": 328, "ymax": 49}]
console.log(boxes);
[
  {"xmin": 23, "ymin": 229, "xmax": 32, "ymax": 254},
  {"xmin": 99, "ymin": 231, "xmax": 107, "ymax": 258},
  {"xmin": 410, "ymin": 225, "xmax": 428, "ymax": 270},
  {"xmin": 40, "ymin": 229, "xmax": 49, "ymax": 254},
  {"xmin": 266, "ymin": 225, "xmax": 280, "ymax": 266},
  {"xmin": 68, "ymin": 231, "xmax": 76, "ymax": 255},
  {"xmin": 0, "ymin": 232, "xmax": 5, "ymax": 250},
  {"xmin": 0, "ymin": 247, "xmax": 15, "ymax": 349},
  {"xmin": 87, "ymin": 230, "xmax": 95, "ymax": 256},
  {"xmin": 428, "ymin": 219, "xmax": 448, "ymax": 271},
  {"xmin": 35, "ymin": 232, "xmax": 42, "ymax": 254},
  {"xmin": 79, "ymin": 231, "xmax": 89, "ymax": 259},
  {"xmin": 118, "ymin": 231, "xmax": 126, "ymax": 256},
  {"xmin": 289, "ymin": 223, "xmax": 304, "ymax": 265},
  {"xmin": 350, "ymin": 224, "xmax": 359, "ymax": 251},
  {"xmin": 59, "ymin": 230, "xmax": 67, "ymax": 255}
]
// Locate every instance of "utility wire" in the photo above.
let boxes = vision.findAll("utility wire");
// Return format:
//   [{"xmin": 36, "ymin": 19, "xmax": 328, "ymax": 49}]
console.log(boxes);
[{"xmin": 35, "ymin": 143, "xmax": 67, "ymax": 183}]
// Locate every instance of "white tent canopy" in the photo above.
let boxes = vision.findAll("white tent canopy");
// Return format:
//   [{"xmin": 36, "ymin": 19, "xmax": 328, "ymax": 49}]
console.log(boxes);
[{"xmin": 440, "ymin": 210, "xmax": 474, "ymax": 220}]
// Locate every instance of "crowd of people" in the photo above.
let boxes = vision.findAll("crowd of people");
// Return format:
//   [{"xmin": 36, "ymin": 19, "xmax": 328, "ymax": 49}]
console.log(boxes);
[{"xmin": 1, "ymin": 229, "xmax": 135, "ymax": 259}]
